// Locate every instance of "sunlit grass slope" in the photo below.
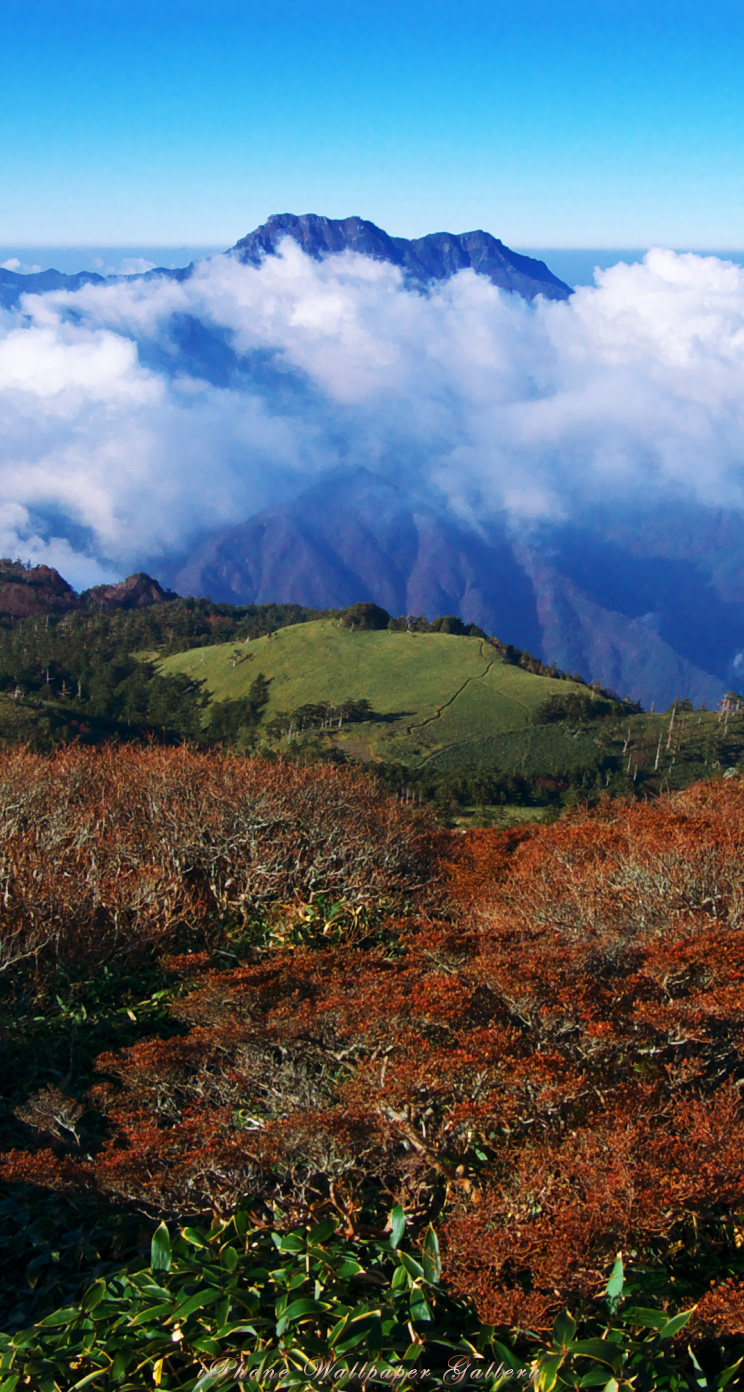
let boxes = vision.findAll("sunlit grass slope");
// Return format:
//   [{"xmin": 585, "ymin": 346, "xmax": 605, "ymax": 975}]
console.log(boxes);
[{"xmin": 159, "ymin": 620, "xmax": 591, "ymax": 766}]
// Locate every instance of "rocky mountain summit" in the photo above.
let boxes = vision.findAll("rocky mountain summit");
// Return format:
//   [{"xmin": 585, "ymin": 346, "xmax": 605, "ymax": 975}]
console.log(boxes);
[
  {"xmin": 0, "ymin": 561, "xmax": 78, "ymax": 619},
  {"xmin": 80, "ymin": 572, "xmax": 176, "ymax": 611},
  {"xmin": 0, "ymin": 562, "xmax": 174, "ymax": 620},
  {"xmin": 230, "ymin": 213, "xmax": 572, "ymax": 300},
  {"xmin": 0, "ymin": 215, "xmax": 571, "ymax": 311}
]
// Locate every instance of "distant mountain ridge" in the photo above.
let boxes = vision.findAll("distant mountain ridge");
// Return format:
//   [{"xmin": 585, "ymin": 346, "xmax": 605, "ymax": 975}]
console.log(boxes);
[
  {"xmin": 230, "ymin": 213, "xmax": 572, "ymax": 300},
  {"xmin": 0, "ymin": 214, "xmax": 571, "ymax": 310},
  {"xmin": 0, "ymin": 266, "xmax": 107, "ymax": 309},
  {"xmin": 0, "ymin": 262, "xmax": 191, "ymax": 311}
]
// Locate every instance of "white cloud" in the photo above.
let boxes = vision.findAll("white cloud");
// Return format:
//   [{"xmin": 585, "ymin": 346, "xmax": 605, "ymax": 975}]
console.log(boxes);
[
  {"xmin": 114, "ymin": 257, "xmax": 157, "ymax": 276},
  {"xmin": 1, "ymin": 241, "xmax": 744, "ymax": 586},
  {"xmin": 0, "ymin": 503, "xmax": 119, "ymax": 590},
  {"xmin": 0, "ymin": 322, "xmax": 158, "ymax": 402},
  {"xmin": 1, "ymin": 257, "xmax": 42, "ymax": 273}
]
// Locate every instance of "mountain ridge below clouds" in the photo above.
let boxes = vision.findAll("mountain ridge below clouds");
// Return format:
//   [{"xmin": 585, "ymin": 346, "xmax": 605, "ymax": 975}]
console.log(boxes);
[{"xmin": 168, "ymin": 469, "xmax": 729, "ymax": 712}]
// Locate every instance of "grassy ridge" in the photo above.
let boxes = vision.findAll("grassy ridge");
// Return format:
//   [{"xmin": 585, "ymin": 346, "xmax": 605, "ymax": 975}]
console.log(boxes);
[{"xmin": 160, "ymin": 620, "xmax": 592, "ymax": 764}]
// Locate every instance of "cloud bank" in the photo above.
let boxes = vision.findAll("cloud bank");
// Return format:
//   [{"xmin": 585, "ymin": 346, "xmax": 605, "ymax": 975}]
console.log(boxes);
[{"xmin": 2, "ymin": 241, "xmax": 744, "ymax": 588}]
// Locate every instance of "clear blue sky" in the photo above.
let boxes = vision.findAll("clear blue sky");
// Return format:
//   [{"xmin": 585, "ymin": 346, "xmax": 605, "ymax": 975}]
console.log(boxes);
[{"xmin": 2, "ymin": 0, "xmax": 743, "ymax": 248}]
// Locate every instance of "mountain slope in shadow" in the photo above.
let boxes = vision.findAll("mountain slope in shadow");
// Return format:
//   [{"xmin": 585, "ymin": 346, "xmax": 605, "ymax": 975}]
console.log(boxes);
[{"xmin": 171, "ymin": 470, "xmax": 726, "ymax": 710}]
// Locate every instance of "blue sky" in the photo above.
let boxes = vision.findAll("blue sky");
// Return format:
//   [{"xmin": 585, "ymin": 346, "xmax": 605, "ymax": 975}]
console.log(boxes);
[{"xmin": 2, "ymin": 0, "xmax": 744, "ymax": 248}]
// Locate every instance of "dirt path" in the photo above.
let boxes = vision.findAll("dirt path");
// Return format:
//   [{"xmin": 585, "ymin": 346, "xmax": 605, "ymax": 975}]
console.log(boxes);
[{"xmin": 405, "ymin": 643, "xmax": 496, "ymax": 734}]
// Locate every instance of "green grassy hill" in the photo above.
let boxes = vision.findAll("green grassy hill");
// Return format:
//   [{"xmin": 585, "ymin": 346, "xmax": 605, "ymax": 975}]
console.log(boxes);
[
  {"xmin": 2, "ymin": 600, "xmax": 742, "ymax": 821},
  {"xmin": 159, "ymin": 620, "xmax": 596, "ymax": 769}
]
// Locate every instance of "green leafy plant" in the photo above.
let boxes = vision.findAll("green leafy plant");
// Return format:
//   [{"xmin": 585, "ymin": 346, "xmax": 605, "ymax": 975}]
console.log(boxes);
[
  {"xmin": 1, "ymin": 1222, "xmax": 734, "ymax": 1392},
  {"xmin": 528, "ymin": 1256, "xmax": 742, "ymax": 1392},
  {"xmin": 0, "ymin": 1211, "xmax": 504, "ymax": 1391}
]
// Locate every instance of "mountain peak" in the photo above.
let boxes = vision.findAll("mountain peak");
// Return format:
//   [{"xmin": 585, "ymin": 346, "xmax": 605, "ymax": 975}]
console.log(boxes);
[
  {"xmin": 230, "ymin": 214, "xmax": 571, "ymax": 301},
  {"xmin": 0, "ymin": 559, "xmax": 77, "ymax": 619},
  {"xmin": 0, "ymin": 215, "xmax": 571, "ymax": 312},
  {"xmin": 0, "ymin": 562, "xmax": 175, "ymax": 621},
  {"xmin": 80, "ymin": 573, "xmax": 176, "ymax": 611}
]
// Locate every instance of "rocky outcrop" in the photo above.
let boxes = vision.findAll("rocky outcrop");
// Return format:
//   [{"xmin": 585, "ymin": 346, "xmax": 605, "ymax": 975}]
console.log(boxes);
[
  {"xmin": 80, "ymin": 573, "xmax": 175, "ymax": 611},
  {"xmin": 0, "ymin": 561, "xmax": 78, "ymax": 618},
  {"xmin": 0, "ymin": 562, "xmax": 174, "ymax": 621}
]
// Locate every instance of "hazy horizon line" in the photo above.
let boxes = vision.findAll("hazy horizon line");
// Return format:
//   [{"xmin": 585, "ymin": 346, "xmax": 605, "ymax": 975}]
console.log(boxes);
[
  {"xmin": 4, "ymin": 242, "xmax": 744, "ymax": 252},
  {"xmin": 5, "ymin": 244, "xmax": 744, "ymax": 293}
]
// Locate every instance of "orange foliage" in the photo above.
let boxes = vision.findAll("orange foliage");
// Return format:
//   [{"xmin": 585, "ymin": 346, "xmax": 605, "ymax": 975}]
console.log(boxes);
[
  {"xmin": 4, "ymin": 762, "xmax": 744, "ymax": 1335},
  {"xmin": 695, "ymin": 1279, "xmax": 744, "ymax": 1337}
]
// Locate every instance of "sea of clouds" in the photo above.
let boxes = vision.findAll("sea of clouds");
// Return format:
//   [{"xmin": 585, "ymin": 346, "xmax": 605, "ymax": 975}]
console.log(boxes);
[{"xmin": 1, "ymin": 240, "xmax": 744, "ymax": 589}]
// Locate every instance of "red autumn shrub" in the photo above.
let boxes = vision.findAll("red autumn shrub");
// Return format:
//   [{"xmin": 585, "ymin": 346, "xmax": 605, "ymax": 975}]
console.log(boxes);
[
  {"xmin": 4, "ymin": 767, "xmax": 744, "ymax": 1336},
  {"xmin": 695, "ymin": 1278, "xmax": 744, "ymax": 1337}
]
